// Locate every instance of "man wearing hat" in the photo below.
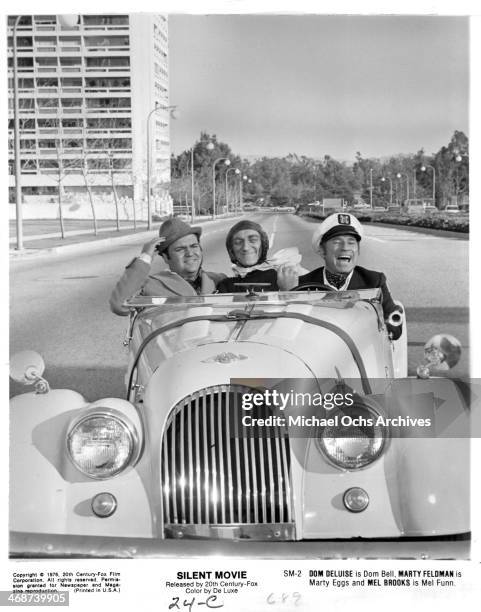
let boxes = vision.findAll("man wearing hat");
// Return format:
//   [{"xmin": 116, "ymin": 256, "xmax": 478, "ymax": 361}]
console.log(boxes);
[
  {"xmin": 293, "ymin": 212, "xmax": 403, "ymax": 339},
  {"xmin": 216, "ymin": 220, "xmax": 306, "ymax": 292},
  {"xmin": 110, "ymin": 218, "xmax": 225, "ymax": 316},
  {"xmin": 216, "ymin": 220, "xmax": 277, "ymax": 292}
]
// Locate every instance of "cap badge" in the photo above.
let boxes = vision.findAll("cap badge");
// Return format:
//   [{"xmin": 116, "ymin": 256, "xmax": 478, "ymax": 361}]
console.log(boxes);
[{"xmin": 338, "ymin": 214, "xmax": 351, "ymax": 225}]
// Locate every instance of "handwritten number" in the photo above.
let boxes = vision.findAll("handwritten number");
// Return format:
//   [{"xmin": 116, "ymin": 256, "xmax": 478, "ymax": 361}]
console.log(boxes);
[
  {"xmin": 205, "ymin": 595, "xmax": 223, "ymax": 609},
  {"xmin": 183, "ymin": 598, "xmax": 195, "ymax": 612}
]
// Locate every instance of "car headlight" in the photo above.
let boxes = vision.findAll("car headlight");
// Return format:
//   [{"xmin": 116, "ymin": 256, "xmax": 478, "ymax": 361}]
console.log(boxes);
[
  {"xmin": 317, "ymin": 403, "xmax": 386, "ymax": 470},
  {"xmin": 67, "ymin": 412, "xmax": 137, "ymax": 479}
]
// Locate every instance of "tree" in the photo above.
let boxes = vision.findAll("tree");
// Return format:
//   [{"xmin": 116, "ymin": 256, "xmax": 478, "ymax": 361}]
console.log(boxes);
[
  {"xmin": 434, "ymin": 131, "xmax": 469, "ymax": 208},
  {"xmin": 35, "ymin": 114, "xmax": 83, "ymax": 239},
  {"xmin": 171, "ymin": 132, "xmax": 242, "ymax": 214}
]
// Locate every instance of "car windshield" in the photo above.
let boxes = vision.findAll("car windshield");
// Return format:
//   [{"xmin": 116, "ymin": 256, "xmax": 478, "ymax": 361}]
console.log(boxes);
[{"xmin": 127, "ymin": 289, "xmax": 382, "ymax": 355}]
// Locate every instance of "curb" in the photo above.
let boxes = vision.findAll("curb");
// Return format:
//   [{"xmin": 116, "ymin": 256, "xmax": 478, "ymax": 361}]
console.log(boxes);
[
  {"xmin": 9, "ymin": 229, "xmax": 158, "ymax": 260},
  {"xmin": 9, "ymin": 215, "xmax": 242, "ymax": 261}
]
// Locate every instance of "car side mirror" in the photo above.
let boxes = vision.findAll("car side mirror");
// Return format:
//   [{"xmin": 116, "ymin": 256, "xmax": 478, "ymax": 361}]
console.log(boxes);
[
  {"xmin": 10, "ymin": 351, "xmax": 50, "ymax": 393},
  {"xmin": 416, "ymin": 334, "xmax": 461, "ymax": 378}
]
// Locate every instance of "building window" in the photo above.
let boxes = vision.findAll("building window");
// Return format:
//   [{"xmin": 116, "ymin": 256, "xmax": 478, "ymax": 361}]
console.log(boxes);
[
  {"xmin": 82, "ymin": 15, "xmax": 129, "ymax": 27},
  {"xmin": 8, "ymin": 118, "xmax": 36, "ymax": 131},
  {"xmin": 35, "ymin": 57, "xmax": 57, "ymax": 68},
  {"xmin": 87, "ymin": 117, "xmax": 131, "ymax": 129},
  {"xmin": 19, "ymin": 99, "xmax": 35, "ymax": 109},
  {"xmin": 37, "ymin": 118, "xmax": 59, "ymax": 128},
  {"xmin": 63, "ymin": 139, "xmax": 83, "ymax": 148},
  {"xmin": 84, "ymin": 36, "xmax": 130, "ymax": 48},
  {"xmin": 61, "ymin": 98, "xmax": 82, "ymax": 108},
  {"xmin": 37, "ymin": 98, "xmax": 58, "ymax": 108},
  {"xmin": 38, "ymin": 140, "xmax": 58, "ymax": 148},
  {"xmin": 86, "ymin": 56, "xmax": 130, "ymax": 69},
  {"xmin": 9, "ymin": 57, "xmax": 34, "ymax": 68},
  {"xmin": 62, "ymin": 118, "xmax": 84, "ymax": 128},
  {"xmin": 113, "ymin": 159, "xmax": 132, "ymax": 170},
  {"xmin": 20, "ymin": 139, "xmax": 36, "ymax": 150},
  {"xmin": 37, "ymin": 77, "xmax": 58, "ymax": 88},
  {"xmin": 86, "ymin": 97, "xmax": 131, "ymax": 109},
  {"xmin": 87, "ymin": 159, "xmax": 110, "ymax": 170},
  {"xmin": 38, "ymin": 160, "xmax": 59, "ymax": 169},
  {"xmin": 33, "ymin": 15, "xmax": 57, "ymax": 26}
]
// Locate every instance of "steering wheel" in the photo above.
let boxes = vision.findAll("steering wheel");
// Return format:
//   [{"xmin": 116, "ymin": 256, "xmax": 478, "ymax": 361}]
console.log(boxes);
[{"xmin": 291, "ymin": 282, "xmax": 334, "ymax": 292}]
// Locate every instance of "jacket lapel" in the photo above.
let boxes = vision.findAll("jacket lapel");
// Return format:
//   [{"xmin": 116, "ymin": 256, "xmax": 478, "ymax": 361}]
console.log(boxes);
[
  {"xmin": 200, "ymin": 271, "xmax": 217, "ymax": 294},
  {"xmin": 347, "ymin": 268, "xmax": 363, "ymax": 290},
  {"xmin": 151, "ymin": 271, "xmax": 197, "ymax": 296}
]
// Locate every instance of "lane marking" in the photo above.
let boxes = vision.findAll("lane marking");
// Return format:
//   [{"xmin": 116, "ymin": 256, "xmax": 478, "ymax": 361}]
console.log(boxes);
[
  {"xmin": 364, "ymin": 235, "xmax": 386, "ymax": 243},
  {"xmin": 269, "ymin": 216, "xmax": 279, "ymax": 248}
]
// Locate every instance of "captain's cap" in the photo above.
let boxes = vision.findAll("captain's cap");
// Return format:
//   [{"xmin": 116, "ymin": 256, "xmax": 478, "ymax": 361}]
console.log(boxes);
[{"xmin": 312, "ymin": 213, "xmax": 363, "ymax": 253}]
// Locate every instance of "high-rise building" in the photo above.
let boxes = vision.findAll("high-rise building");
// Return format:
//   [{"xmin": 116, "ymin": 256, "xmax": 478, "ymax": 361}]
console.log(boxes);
[{"xmin": 7, "ymin": 13, "xmax": 172, "ymax": 220}]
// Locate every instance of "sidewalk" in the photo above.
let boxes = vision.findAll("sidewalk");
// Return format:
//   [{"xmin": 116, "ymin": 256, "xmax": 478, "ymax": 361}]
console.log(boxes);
[{"xmin": 9, "ymin": 215, "xmax": 238, "ymax": 259}]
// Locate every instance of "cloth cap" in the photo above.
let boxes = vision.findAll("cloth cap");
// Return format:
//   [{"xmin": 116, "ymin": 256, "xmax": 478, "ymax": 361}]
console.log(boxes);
[
  {"xmin": 312, "ymin": 213, "xmax": 363, "ymax": 253},
  {"xmin": 226, "ymin": 220, "xmax": 269, "ymax": 266},
  {"xmin": 157, "ymin": 217, "xmax": 202, "ymax": 254}
]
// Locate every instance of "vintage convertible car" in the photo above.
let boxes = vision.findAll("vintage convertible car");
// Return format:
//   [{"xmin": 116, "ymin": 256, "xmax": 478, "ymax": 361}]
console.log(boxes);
[{"xmin": 9, "ymin": 288, "xmax": 470, "ymax": 558}]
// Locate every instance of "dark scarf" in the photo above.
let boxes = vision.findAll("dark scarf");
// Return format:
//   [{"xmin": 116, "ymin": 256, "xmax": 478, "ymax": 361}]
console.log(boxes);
[
  {"xmin": 187, "ymin": 273, "xmax": 202, "ymax": 294},
  {"xmin": 325, "ymin": 269, "xmax": 349, "ymax": 290}
]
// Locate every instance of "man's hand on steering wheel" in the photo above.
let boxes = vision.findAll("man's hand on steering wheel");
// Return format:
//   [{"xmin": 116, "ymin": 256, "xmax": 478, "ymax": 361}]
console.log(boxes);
[{"xmin": 290, "ymin": 282, "xmax": 334, "ymax": 291}]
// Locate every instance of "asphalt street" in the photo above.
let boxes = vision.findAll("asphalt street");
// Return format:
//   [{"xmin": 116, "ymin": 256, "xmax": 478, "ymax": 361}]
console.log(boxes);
[{"xmin": 10, "ymin": 213, "xmax": 469, "ymax": 400}]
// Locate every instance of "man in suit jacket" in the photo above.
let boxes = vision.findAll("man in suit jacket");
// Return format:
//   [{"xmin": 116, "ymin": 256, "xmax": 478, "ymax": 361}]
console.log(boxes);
[
  {"xmin": 290, "ymin": 212, "xmax": 402, "ymax": 340},
  {"xmin": 110, "ymin": 217, "xmax": 225, "ymax": 316}
]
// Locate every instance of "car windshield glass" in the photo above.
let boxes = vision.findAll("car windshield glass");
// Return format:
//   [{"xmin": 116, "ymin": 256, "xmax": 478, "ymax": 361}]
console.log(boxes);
[{"xmin": 130, "ymin": 289, "xmax": 382, "ymax": 357}]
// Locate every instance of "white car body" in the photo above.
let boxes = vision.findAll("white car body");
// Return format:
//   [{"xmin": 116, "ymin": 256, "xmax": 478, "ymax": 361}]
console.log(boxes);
[{"xmin": 9, "ymin": 290, "xmax": 469, "ymax": 557}]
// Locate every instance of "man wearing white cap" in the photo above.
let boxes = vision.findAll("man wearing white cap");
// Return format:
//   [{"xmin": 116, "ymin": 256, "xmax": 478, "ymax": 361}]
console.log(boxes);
[{"xmin": 295, "ymin": 212, "xmax": 402, "ymax": 339}]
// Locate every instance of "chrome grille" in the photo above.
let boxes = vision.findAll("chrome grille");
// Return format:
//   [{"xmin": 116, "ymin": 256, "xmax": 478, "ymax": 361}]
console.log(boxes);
[{"xmin": 161, "ymin": 385, "xmax": 292, "ymax": 528}]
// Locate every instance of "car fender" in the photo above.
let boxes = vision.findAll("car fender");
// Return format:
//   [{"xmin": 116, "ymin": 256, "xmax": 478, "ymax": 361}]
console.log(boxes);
[
  {"xmin": 384, "ymin": 378, "xmax": 469, "ymax": 535},
  {"xmin": 10, "ymin": 390, "xmax": 153, "ymax": 538}
]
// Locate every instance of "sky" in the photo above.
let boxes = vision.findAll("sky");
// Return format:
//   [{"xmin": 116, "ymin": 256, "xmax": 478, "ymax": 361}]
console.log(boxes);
[{"xmin": 169, "ymin": 14, "xmax": 469, "ymax": 161}]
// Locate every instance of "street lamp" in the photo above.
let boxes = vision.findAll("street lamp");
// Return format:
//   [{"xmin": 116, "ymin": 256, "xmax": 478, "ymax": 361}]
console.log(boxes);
[
  {"xmin": 452, "ymin": 154, "xmax": 467, "ymax": 206},
  {"xmin": 234, "ymin": 168, "xmax": 241, "ymax": 212},
  {"xmin": 225, "ymin": 167, "xmax": 239, "ymax": 214},
  {"xmin": 146, "ymin": 103, "xmax": 177, "ymax": 230},
  {"xmin": 188, "ymin": 140, "xmax": 214, "ymax": 222},
  {"xmin": 369, "ymin": 168, "xmax": 373, "ymax": 209},
  {"xmin": 396, "ymin": 172, "xmax": 409, "ymax": 205},
  {"xmin": 11, "ymin": 15, "xmax": 23, "ymax": 250},
  {"xmin": 212, "ymin": 157, "xmax": 230, "ymax": 219},
  {"xmin": 239, "ymin": 175, "xmax": 248, "ymax": 211},
  {"xmin": 381, "ymin": 176, "xmax": 393, "ymax": 207},
  {"xmin": 421, "ymin": 164, "xmax": 436, "ymax": 206}
]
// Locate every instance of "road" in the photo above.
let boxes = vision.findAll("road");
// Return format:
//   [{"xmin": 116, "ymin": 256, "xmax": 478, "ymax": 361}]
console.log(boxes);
[{"xmin": 10, "ymin": 213, "xmax": 469, "ymax": 400}]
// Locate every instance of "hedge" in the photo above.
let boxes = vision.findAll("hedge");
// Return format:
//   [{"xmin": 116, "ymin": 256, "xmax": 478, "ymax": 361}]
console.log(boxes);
[{"xmin": 300, "ymin": 211, "xmax": 469, "ymax": 233}]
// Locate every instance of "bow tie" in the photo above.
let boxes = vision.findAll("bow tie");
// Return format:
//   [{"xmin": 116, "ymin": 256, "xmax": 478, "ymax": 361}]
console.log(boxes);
[{"xmin": 325, "ymin": 269, "xmax": 349, "ymax": 290}]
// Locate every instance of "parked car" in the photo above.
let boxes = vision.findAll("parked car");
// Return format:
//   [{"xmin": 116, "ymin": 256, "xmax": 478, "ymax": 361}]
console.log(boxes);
[
  {"xmin": 10, "ymin": 288, "xmax": 469, "ymax": 557},
  {"xmin": 445, "ymin": 204, "xmax": 460, "ymax": 214}
]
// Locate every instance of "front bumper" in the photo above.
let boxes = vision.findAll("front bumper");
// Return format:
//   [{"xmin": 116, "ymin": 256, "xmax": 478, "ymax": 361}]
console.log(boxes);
[{"xmin": 10, "ymin": 531, "xmax": 470, "ymax": 560}]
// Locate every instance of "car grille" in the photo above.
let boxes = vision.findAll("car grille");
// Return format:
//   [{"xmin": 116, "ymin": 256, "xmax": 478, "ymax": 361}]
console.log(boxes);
[{"xmin": 161, "ymin": 384, "xmax": 293, "ymax": 531}]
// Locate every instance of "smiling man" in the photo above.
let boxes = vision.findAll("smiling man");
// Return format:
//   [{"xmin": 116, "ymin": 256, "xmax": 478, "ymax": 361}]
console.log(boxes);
[
  {"xmin": 296, "ymin": 213, "xmax": 403, "ymax": 339},
  {"xmin": 110, "ymin": 217, "xmax": 225, "ymax": 315},
  {"xmin": 216, "ymin": 220, "xmax": 279, "ymax": 292}
]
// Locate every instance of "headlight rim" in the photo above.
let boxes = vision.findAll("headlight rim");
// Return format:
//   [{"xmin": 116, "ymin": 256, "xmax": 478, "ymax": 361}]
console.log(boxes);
[
  {"xmin": 66, "ymin": 409, "xmax": 139, "ymax": 480},
  {"xmin": 316, "ymin": 399, "xmax": 389, "ymax": 471}
]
